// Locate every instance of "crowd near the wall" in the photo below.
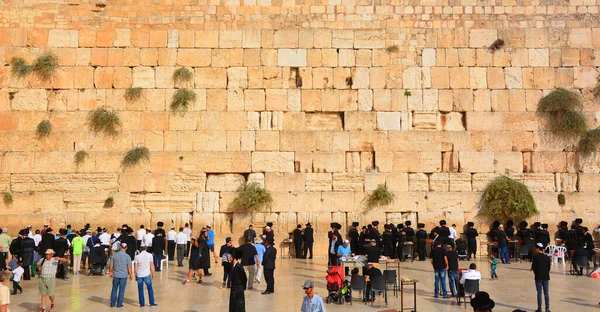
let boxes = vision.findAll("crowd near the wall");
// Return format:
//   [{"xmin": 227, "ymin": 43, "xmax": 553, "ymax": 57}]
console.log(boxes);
[{"xmin": 0, "ymin": 218, "xmax": 595, "ymax": 312}]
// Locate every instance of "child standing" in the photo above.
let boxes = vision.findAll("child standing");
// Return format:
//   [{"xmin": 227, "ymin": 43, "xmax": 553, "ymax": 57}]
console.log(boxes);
[
  {"xmin": 11, "ymin": 261, "xmax": 24, "ymax": 294},
  {"xmin": 489, "ymin": 253, "xmax": 499, "ymax": 279}
]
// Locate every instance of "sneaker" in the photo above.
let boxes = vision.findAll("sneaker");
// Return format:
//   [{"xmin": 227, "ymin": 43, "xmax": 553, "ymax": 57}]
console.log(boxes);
[
  {"xmin": 50, "ymin": 303, "xmax": 55, "ymax": 311},
  {"xmin": 41, "ymin": 309, "xmax": 46, "ymax": 312},
  {"xmin": 197, "ymin": 280, "xmax": 203, "ymax": 284},
  {"xmin": 182, "ymin": 280, "xmax": 190, "ymax": 285}
]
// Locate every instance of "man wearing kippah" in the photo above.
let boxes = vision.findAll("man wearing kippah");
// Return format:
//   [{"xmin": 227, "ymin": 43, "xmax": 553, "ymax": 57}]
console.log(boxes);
[{"xmin": 109, "ymin": 243, "xmax": 133, "ymax": 308}]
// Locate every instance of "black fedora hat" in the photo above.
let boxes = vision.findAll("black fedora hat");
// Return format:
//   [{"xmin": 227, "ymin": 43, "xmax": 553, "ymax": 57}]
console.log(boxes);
[
  {"xmin": 404, "ymin": 220, "xmax": 411, "ymax": 226},
  {"xmin": 467, "ymin": 222, "xmax": 474, "ymax": 227},
  {"xmin": 305, "ymin": 222, "xmax": 312, "ymax": 226},
  {"xmin": 351, "ymin": 222, "xmax": 359, "ymax": 227},
  {"xmin": 470, "ymin": 291, "xmax": 495, "ymax": 310}
]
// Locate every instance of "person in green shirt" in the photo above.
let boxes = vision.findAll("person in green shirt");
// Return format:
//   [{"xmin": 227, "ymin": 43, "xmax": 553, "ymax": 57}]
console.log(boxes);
[
  {"xmin": 0, "ymin": 229, "xmax": 11, "ymax": 259},
  {"xmin": 71, "ymin": 232, "xmax": 85, "ymax": 275}
]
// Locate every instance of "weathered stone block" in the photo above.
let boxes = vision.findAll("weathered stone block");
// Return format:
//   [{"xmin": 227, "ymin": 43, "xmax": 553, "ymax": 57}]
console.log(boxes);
[
  {"xmin": 132, "ymin": 67, "xmax": 155, "ymax": 88},
  {"xmin": 459, "ymin": 151, "xmax": 494, "ymax": 173},
  {"xmin": 332, "ymin": 173, "xmax": 364, "ymax": 191},
  {"xmin": 313, "ymin": 152, "xmax": 345, "ymax": 173},
  {"xmin": 494, "ymin": 152, "xmax": 523, "ymax": 174},
  {"xmin": 376, "ymin": 112, "xmax": 401, "ymax": 131},
  {"xmin": 206, "ymin": 174, "xmax": 245, "ymax": 192},
  {"xmin": 277, "ymin": 49, "xmax": 307, "ymax": 67},
  {"xmin": 251, "ymin": 152, "xmax": 294, "ymax": 173},
  {"xmin": 408, "ymin": 173, "xmax": 428, "ymax": 192},
  {"xmin": 11, "ymin": 89, "xmax": 47, "ymax": 111}
]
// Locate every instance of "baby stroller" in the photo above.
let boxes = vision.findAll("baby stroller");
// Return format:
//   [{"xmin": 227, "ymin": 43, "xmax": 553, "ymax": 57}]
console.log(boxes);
[
  {"xmin": 325, "ymin": 266, "xmax": 351, "ymax": 304},
  {"xmin": 456, "ymin": 238, "xmax": 469, "ymax": 261},
  {"xmin": 570, "ymin": 248, "xmax": 590, "ymax": 276},
  {"xmin": 88, "ymin": 245, "xmax": 107, "ymax": 276}
]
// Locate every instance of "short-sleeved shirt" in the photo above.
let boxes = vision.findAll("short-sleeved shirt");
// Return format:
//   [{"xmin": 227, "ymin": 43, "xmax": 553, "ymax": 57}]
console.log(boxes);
[
  {"xmin": 110, "ymin": 251, "xmax": 131, "ymax": 279},
  {"xmin": 0, "ymin": 283, "xmax": 10, "ymax": 312},
  {"xmin": 183, "ymin": 228, "xmax": 192, "ymax": 241},
  {"xmin": 12, "ymin": 267, "xmax": 24, "ymax": 282},
  {"xmin": 71, "ymin": 237, "xmax": 85, "ymax": 255},
  {"xmin": 207, "ymin": 230, "xmax": 215, "ymax": 245},
  {"xmin": 445, "ymin": 250, "xmax": 459, "ymax": 271},
  {"xmin": 337, "ymin": 245, "xmax": 351, "ymax": 257},
  {"xmin": 238, "ymin": 243, "xmax": 258, "ymax": 266},
  {"xmin": 176, "ymin": 232, "xmax": 187, "ymax": 244},
  {"xmin": 37, "ymin": 258, "xmax": 60, "ymax": 279},
  {"xmin": 0, "ymin": 234, "xmax": 11, "ymax": 253},
  {"xmin": 254, "ymin": 243, "xmax": 266, "ymax": 263},
  {"xmin": 300, "ymin": 294, "xmax": 326, "ymax": 312},
  {"xmin": 430, "ymin": 247, "xmax": 446, "ymax": 271},
  {"xmin": 134, "ymin": 251, "xmax": 153, "ymax": 278}
]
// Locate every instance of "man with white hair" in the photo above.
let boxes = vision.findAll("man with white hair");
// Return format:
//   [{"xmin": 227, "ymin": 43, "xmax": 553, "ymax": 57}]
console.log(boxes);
[{"xmin": 254, "ymin": 236, "xmax": 266, "ymax": 284}]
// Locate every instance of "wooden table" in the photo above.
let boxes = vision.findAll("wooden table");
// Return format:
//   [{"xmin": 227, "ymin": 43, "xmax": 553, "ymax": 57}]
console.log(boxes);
[
  {"xmin": 380, "ymin": 259, "xmax": 401, "ymax": 276},
  {"xmin": 400, "ymin": 277, "xmax": 417, "ymax": 312}
]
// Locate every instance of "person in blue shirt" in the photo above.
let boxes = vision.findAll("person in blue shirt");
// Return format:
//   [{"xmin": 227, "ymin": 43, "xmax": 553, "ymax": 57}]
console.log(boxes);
[
  {"xmin": 254, "ymin": 237, "xmax": 266, "ymax": 284},
  {"xmin": 300, "ymin": 280, "xmax": 326, "ymax": 312},
  {"xmin": 206, "ymin": 225, "xmax": 217, "ymax": 264},
  {"xmin": 336, "ymin": 240, "xmax": 352, "ymax": 275}
]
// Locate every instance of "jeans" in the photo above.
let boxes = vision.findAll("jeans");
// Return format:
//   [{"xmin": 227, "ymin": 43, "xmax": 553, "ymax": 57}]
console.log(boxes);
[
  {"xmin": 137, "ymin": 275, "xmax": 155, "ymax": 306},
  {"xmin": 264, "ymin": 268, "xmax": 274, "ymax": 293},
  {"xmin": 110, "ymin": 277, "xmax": 127, "ymax": 307},
  {"xmin": 176, "ymin": 244, "xmax": 185, "ymax": 266},
  {"xmin": 243, "ymin": 265, "xmax": 256, "ymax": 289},
  {"xmin": 223, "ymin": 264, "xmax": 232, "ymax": 287},
  {"xmin": 434, "ymin": 270, "xmax": 448, "ymax": 297},
  {"xmin": 153, "ymin": 253, "xmax": 162, "ymax": 271},
  {"xmin": 535, "ymin": 280, "xmax": 549, "ymax": 311},
  {"xmin": 498, "ymin": 245, "xmax": 509, "ymax": 263},
  {"xmin": 447, "ymin": 270, "xmax": 458, "ymax": 296},
  {"xmin": 491, "ymin": 269, "xmax": 498, "ymax": 279}
]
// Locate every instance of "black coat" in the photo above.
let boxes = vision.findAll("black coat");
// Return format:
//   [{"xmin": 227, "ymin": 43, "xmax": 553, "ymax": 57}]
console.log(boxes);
[
  {"xmin": 262, "ymin": 246, "xmax": 277, "ymax": 270},
  {"xmin": 122, "ymin": 235, "xmax": 137, "ymax": 261},
  {"xmin": 20, "ymin": 237, "xmax": 35, "ymax": 266},
  {"xmin": 10, "ymin": 237, "xmax": 22, "ymax": 257},
  {"xmin": 198, "ymin": 239, "xmax": 210, "ymax": 269},
  {"xmin": 293, "ymin": 229, "xmax": 303, "ymax": 243},
  {"xmin": 404, "ymin": 227, "xmax": 415, "ymax": 242},
  {"xmin": 348, "ymin": 228, "xmax": 359, "ymax": 252},
  {"xmin": 303, "ymin": 227, "xmax": 314, "ymax": 243},
  {"xmin": 229, "ymin": 262, "xmax": 247, "ymax": 312},
  {"xmin": 53, "ymin": 237, "xmax": 69, "ymax": 257},
  {"xmin": 382, "ymin": 231, "xmax": 394, "ymax": 256},
  {"xmin": 39, "ymin": 233, "xmax": 55, "ymax": 255},
  {"xmin": 243, "ymin": 229, "xmax": 256, "ymax": 241}
]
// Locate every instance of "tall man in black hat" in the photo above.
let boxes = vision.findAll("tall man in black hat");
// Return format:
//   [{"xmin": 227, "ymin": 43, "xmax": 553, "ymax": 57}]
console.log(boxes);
[
  {"xmin": 465, "ymin": 222, "xmax": 479, "ymax": 259},
  {"xmin": 302, "ymin": 223, "xmax": 314, "ymax": 259},
  {"xmin": 382, "ymin": 225, "xmax": 395, "ymax": 257},
  {"xmin": 556, "ymin": 221, "xmax": 568, "ymax": 245},
  {"xmin": 20, "ymin": 230, "xmax": 35, "ymax": 280},
  {"xmin": 470, "ymin": 291, "xmax": 495, "ymax": 312},
  {"xmin": 328, "ymin": 233, "xmax": 342, "ymax": 266},
  {"xmin": 436, "ymin": 220, "xmax": 451, "ymax": 246},
  {"xmin": 517, "ymin": 221, "xmax": 533, "ymax": 261},
  {"xmin": 292, "ymin": 224, "xmax": 303, "ymax": 259},
  {"xmin": 537, "ymin": 224, "xmax": 551, "ymax": 248},
  {"xmin": 416, "ymin": 223, "xmax": 428, "ymax": 261},
  {"xmin": 348, "ymin": 222, "xmax": 360, "ymax": 254}
]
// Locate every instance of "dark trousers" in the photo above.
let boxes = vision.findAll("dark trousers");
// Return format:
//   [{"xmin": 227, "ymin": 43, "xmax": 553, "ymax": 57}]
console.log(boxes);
[
  {"xmin": 264, "ymin": 268, "xmax": 274, "ymax": 293},
  {"xmin": 328, "ymin": 254, "xmax": 338, "ymax": 266},
  {"xmin": 186, "ymin": 242, "xmax": 190, "ymax": 257},
  {"xmin": 223, "ymin": 264, "xmax": 232, "ymax": 287},
  {"xmin": 23, "ymin": 265, "xmax": 31, "ymax": 280},
  {"xmin": 167, "ymin": 240, "xmax": 175, "ymax": 260},
  {"xmin": 303, "ymin": 242, "xmax": 313, "ymax": 259},
  {"xmin": 137, "ymin": 240, "xmax": 142, "ymax": 251},
  {"xmin": 153, "ymin": 253, "xmax": 162, "ymax": 271},
  {"xmin": 294, "ymin": 243, "xmax": 302, "ymax": 258},
  {"xmin": 12, "ymin": 281, "xmax": 22, "ymax": 294}
]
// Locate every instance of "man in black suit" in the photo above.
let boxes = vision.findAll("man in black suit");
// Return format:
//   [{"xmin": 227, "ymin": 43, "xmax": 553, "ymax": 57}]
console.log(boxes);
[
  {"xmin": 328, "ymin": 233, "xmax": 342, "ymax": 266},
  {"xmin": 293, "ymin": 224, "xmax": 303, "ymax": 258},
  {"xmin": 261, "ymin": 238, "xmax": 277, "ymax": 295},
  {"xmin": 303, "ymin": 223, "xmax": 314, "ymax": 259}
]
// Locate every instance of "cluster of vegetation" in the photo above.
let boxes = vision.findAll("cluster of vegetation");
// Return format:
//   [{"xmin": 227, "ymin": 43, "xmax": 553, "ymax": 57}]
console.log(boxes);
[
  {"xmin": 385, "ymin": 45, "xmax": 399, "ymax": 53},
  {"xmin": 87, "ymin": 107, "xmax": 121, "ymax": 136},
  {"xmin": 124, "ymin": 87, "xmax": 143, "ymax": 102},
  {"xmin": 121, "ymin": 147, "xmax": 150, "ymax": 169},
  {"xmin": 364, "ymin": 185, "xmax": 395, "ymax": 211},
  {"xmin": 2, "ymin": 192, "xmax": 13, "ymax": 206},
  {"xmin": 104, "ymin": 197, "xmax": 115, "ymax": 208},
  {"xmin": 558, "ymin": 193, "xmax": 566, "ymax": 206},
  {"xmin": 36, "ymin": 120, "xmax": 52, "ymax": 138},
  {"xmin": 10, "ymin": 52, "xmax": 59, "ymax": 81},
  {"xmin": 74, "ymin": 151, "xmax": 89, "ymax": 167},
  {"xmin": 230, "ymin": 182, "xmax": 273, "ymax": 213},
  {"xmin": 170, "ymin": 68, "xmax": 196, "ymax": 114},
  {"xmin": 489, "ymin": 39, "xmax": 505, "ymax": 52},
  {"xmin": 477, "ymin": 176, "xmax": 538, "ymax": 223}
]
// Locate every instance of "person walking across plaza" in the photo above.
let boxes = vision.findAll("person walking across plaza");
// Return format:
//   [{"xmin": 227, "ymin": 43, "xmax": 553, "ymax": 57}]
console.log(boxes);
[
  {"xmin": 36, "ymin": 249, "xmax": 69, "ymax": 312},
  {"xmin": 430, "ymin": 240, "xmax": 449, "ymax": 298},
  {"xmin": 206, "ymin": 225, "xmax": 218, "ymax": 264},
  {"xmin": 238, "ymin": 237, "xmax": 258, "ymax": 290},
  {"xmin": 261, "ymin": 237, "xmax": 277, "ymax": 295},
  {"xmin": 134, "ymin": 245, "xmax": 157, "ymax": 307},
  {"xmin": 109, "ymin": 243, "xmax": 133, "ymax": 308},
  {"xmin": 489, "ymin": 253, "xmax": 499, "ymax": 279},
  {"xmin": 151, "ymin": 231, "xmax": 165, "ymax": 272},
  {"xmin": 229, "ymin": 248, "xmax": 247, "ymax": 312},
  {"xmin": 11, "ymin": 261, "xmax": 24, "ymax": 295},
  {"xmin": 254, "ymin": 237, "xmax": 266, "ymax": 284},
  {"xmin": 220, "ymin": 237, "xmax": 234, "ymax": 288},
  {"xmin": 531, "ymin": 243, "xmax": 551, "ymax": 312},
  {"xmin": 71, "ymin": 231, "xmax": 85, "ymax": 275},
  {"xmin": 300, "ymin": 280, "xmax": 326, "ymax": 312},
  {"xmin": 175, "ymin": 227, "xmax": 187, "ymax": 267}
]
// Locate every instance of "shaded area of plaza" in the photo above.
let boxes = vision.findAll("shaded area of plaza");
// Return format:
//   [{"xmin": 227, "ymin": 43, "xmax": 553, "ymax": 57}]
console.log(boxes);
[{"xmin": 7, "ymin": 256, "xmax": 600, "ymax": 311}]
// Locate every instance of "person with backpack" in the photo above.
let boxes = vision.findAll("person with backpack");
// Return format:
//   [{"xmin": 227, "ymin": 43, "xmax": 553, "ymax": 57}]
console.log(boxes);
[
  {"xmin": 36, "ymin": 249, "xmax": 69, "ymax": 312},
  {"xmin": 219, "ymin": 237, "xmax": 234, "ymax": 288}
]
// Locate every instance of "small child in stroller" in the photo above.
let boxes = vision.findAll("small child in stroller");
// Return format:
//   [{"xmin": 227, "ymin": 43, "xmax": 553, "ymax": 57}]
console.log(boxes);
[{"xmin": 325, "ymin": 266, "xmax": 351, "ymax": 304}]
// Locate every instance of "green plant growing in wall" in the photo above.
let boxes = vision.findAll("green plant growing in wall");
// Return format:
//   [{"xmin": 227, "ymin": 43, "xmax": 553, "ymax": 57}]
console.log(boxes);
[
  {"xmin": 121, "ymin": 146, "xmax": 150, "ymax": 169},
  {"xmin": 404, "ymin": 90, "xmax": 412, "ymax": 97},
  {"xmin": 364, "ymin": 185, "xmax": 395, "ymax": 211},
  {"xmin": 593, "ymin": 80, "xmax": 600, "ymax": 101},
  {"xmin": 558, "ymin": 193, "xmax": 566, "ymax": 206},
  {"xmin": 170, "ymin": 88, "xmax": 197, "ymax": 114},
  {"xmin": 104, "ymin": 197, "xmax": 115, "ymax": 208},
  {"xmin": 124, "ymin": 87, "xmax": 143, "ymax": 102},
  {"xmin": 229, "ymin": 182, "xmax": 273, "ymax": 213},
  {"xmin": 10, "ymin": 57, "xmax": 31, "ymax": 79},
  {"xmin": 488, "ymin": 39, "xmax": 505, "ymax": 52},
  {"xmin": 536, "ymin": 88, "xmax": 587, "ymax": 141},
  {"xmin": 477, "ymin": 176, "xmax": 538, "ymax": 223},
  {"xmin": 31, "ymin": 52, "xmax": 59, "ymax": 81},
  {"xmin": 577, "ymin": 127, "xmax": 600, "ymax": 157},
  {"xmin": 386, "ymin": 45, "xmax": 399, "ymax": 53},
  {"xmin": 87, "ymin": 107, "xmax": 122, "ymax": 136},
  {"xmin": 173, "ymin": 67, "xmax": 194, "ymax": 87},
  {"xmin": 36, "ymin": 120, "xmax": 52, "ymax": 138},
  {"xmin": 2, "ymin": 192, "xmax": 13, "ymax": 206},
  {"xmin": 74, "ymin": 151, "xmax": 89, "ymax": 166}
]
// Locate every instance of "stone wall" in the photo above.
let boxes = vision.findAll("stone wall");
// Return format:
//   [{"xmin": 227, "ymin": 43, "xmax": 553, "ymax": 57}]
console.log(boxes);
[{"xmin": 0, "ymin": 0, "xmax": 600, "ymax": 253}]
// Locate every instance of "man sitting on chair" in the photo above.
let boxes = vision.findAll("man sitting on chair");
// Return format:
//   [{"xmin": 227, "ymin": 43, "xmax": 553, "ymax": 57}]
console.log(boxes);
[{"xmin": 461, "ymin": 263, "xmax": 481, "ymax": 285}]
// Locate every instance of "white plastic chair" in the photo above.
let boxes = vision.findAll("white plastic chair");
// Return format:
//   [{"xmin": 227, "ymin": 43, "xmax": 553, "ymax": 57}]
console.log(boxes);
[
  {"xmin": 160, "ymin": 252, "xmax": 168, "ymax": 270},
  {"xmin": 544, "ymin": 245, "xmax": 556, "ymax": 257},
  {"xmin": 554, "ymin": 246, "xmax": 567, "ymax": 265}
]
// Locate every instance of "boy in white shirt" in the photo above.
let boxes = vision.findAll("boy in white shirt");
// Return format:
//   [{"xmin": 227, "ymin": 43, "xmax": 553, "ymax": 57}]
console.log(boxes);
[{"xmin": 11, "ymin": 261, "xmax": 24, "ymax": 294}]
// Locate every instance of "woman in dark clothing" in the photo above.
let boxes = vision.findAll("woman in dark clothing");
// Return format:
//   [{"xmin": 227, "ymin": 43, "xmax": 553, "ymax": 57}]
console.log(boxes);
[
  {"xmin": 465, "ymin": 222, "xmax": 479, "ymax": 260},
  {"xmin": 229, "ymin": 248, "xmax": 247, "ymax": 312}
]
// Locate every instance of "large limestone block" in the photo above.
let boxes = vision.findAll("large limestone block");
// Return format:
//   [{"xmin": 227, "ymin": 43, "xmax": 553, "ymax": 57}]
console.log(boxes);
[
  {"xmin": 574, "ymin": 67, "xmax": 598, "ymax": 88},
  {"xmin": 559, "ymin": 173, "xmax": 578, "ymax": 192},
  {"xmin": 402, "ymin": 67, "xmax": 422, "ymax": 89},
  {"xmin": 265, "ymin": 172, "xmax": 304, "ymax": 192},
  {"xmin": 140, "ymin": 194, "xmax": 197, "ymax": 213},
  {"xmin": 321, "ymin": 192, "xmax": 360, "ymax": 212},
  {"xmin": 279, "ymin": 131, "xmax": 316, "ymax": 152},
  {"xmin": 196, "ymin": 192, "xmax": 220, "ymax": 212},
  {"xmin": 385, "ymin": 173, "xmax": 409, "ymax": 192},
  {"xmin": 509, "ymin": 173, "xmax": 556, "ymax": 192},
  {"xmin": 11, "ymin": 173, "xmax": 119, "ymax": 193},
  {"xmin": 252, "ymin": 152, "xmax": 294, "ymax": 173},
  {"xmin": 568, "ymin": 28, "xmax": 592, "ymax": 48},
  {"xmin": 494, "ymin": 152, "xmax": 523, "ymax": 174},
  {"xmin": 273, "ymin": 29, "xmax": 299, "ymax": 48},
  {"xmin": 331, "ymin": 30, "xmax": 354, "ymax": 48},
  {"xmin": 247, "ymin": 173, "xmax": 265, "ymax": 188},
  {"xmin": 376, "ymin": 112, "xmax": 401, "ymax": 131},
  {"xmin": 195, "ymin": 68, "xmax": 227, "ymax": 89},
  {"xmin": 469, "ymin": 29, "xmax": 497, "ymax": 47},
  {"xmin": 344, "ymin": 112, "xmax": 376, "ymax": 131},
  {"xmin": 305, "ymin": 173, "xmax": 332, "ymax": 191},
  {"xmin": 291, "ymin": 193, "xmax": 323, "ymax": 213},
  {"xmin": 48, "ymin": 29, "xmax": 78, "ymax": 47},
  {"xmin": 465, "ymin": 112, "xmax": 503, "ymax": 131},
  {"xmin": 471, "ymin": 173, "xmax": 502, "ymax": 191},
  {"xmin": 313, "ymin": 152, "xmax": 345, "ymax": 173},
  {"xmin": 305, "ymin": 113, "xmax": 343, "ymax": 131},
  {"xmin": 412, "ymin": 112, "xmax": 438, "ymax": 130},
  {"xmin": 132, "ymin": 67, "xmax": 155, "ymax": 88},
  {"xmin": 277, "ymin": 49, "xmax": 307, "ymax": 67},
  {"xmin": 531, "ymin": 152, "xmax": 567, "ymax": 173},
  {"xmin": 440, "ymin": 112, "xmax": 465, "ymax": 131},
  {"xmin": 578, "ymin": 173, "xmax": 600, "ymax": 192},
  {"xmin": 449, "ymin": 173, "xmax": 472, "ymax": 191},
  {"xmin": 364, "ymin": 173, "xmax": 386, "ymax": 191},
  {"xmin": 422, "ymin": 48, "xmax": 436, "ymax": 66},
  {"xmin": 11, "ymin": 89, "xmax": 48, "ymax": 111},
  {"xmin": 206, "ymin": 173, "xmax": 245, "ymax": 192},
  {"xmin": 168, "ymin": 172, "xmax": 206, "ymax": 193},
  {"xmin": 219, "ymin": 30, "xmax": 243, "ymax": 48},
  {"xmin": 227, "ymin": 67, "xmax": 248, "ymax": 89},
  {"xmin": 429, "ymin": 173, "xmax": 449, "ymax": 191},
  {"xmin": 332, "ymin": 173, "xmax": 364, "ymax": 191},
  {"xmin": 353, "ymin": 29, "xmax": 385, "ymax": 49},
  {"xmin": 195, "ymin": 152, "xmax": 251, "ymax": 173},
  {"xmin": 459, "ymin": 151, "xmax": 494, "ymax": 173},
  {"xmin": 408, "ymin": 173, "xmax": 428, "ymax": 192}
]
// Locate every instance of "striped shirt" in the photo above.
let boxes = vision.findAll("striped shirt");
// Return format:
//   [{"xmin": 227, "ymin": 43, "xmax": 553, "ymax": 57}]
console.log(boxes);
[
  {"xmin": 37, "ymin": 258, "xmax": 59, "ymax": 279},
  {"xmin": 110, "ymin": 251, "xmax": 131, "ymax": 278}
]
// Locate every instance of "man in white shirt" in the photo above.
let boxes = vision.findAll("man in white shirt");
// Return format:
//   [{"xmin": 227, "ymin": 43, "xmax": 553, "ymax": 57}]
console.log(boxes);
[
  {"xmin": 183, "ymin": 224, "xmax": 192, "ymax": 259},
  {"xmin": 82, "ymin": 230, "xmax": 92, "ymax": 269},
  {"xmin": 175, "ymin": 228, "xmax": 187, "ymax": 267},
  {"xmin": 167, "ymin": 227, "xmax": 176, "ymax": 261},
  {"xmin": 460, "ymin": 263, "xmax": 482, "ymax": 285},
  {"xmin": 111, "ymin": 228, "xmax": 122, "ymax": 253},
  {"xmin": 137, "ymin": 226, "xmax": 146, "ymax": 251},
  {"xmin": 32, "ymin": 229, "xmax": 42, "ymax": 247},
  {"xmin": 143, "ymin": 229, "xmax": 155, "ymax": 253},
  {"xmin": 134, "ymin": 246, "xmax": 157, "ymax": 307},
  {"xmin": 449, "ymin": 224, "xmax": 458, "ymax": 248},
  {"xmin": 99, "ymin": 229, "xmax": 112, "ymax": 249}
]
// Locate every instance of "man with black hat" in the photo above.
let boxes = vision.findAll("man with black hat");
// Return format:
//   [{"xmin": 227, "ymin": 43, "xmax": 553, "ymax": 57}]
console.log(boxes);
[
  {"xmin": 537, "ymin": 224, "xmax": 551, "ymax": 248},
  {"xmin": 470, "ymin": 291, "xmax": 495, "ymax": 312},
  {"xmin": 531, "ymin": 243, "xmax": 551, "ymax": 312},
  {"xmin": 154, "ymin": 221, "xmax": 166, "ymax": 237},
  {"xmin": 382, "ymin": 225, "xmax": 395, "ymax": 257},
  {"xmin": 20, "ymin": 230, "xmax": 35, "ymax": 280},
  {"xmin": 359, "ymin": 226, "xmax": 369, "ymax": 254},
  {"xmin": 261, "ymin": 237, "xmax": 277, "ymax": 295},
  {"xmin": 416, "ymin": 223, "xmax": 428, "ymax": 261},
  {"xmin": 151, "ymin": 231, "xmax": 166, "ymax": 272},
  {"xmin": 437, "ymin": 220, "xmax": 451, "ymax": 246},
  {"xmin": 229, "ymin": 248, "xmax": 247, "ymax": 312},
  {"xmin": 293, "ymin": 224, "xmax": 303, "ymax": 259},
  {"xmin": 556, "ymin": 221, "xmax": 568, "ymax": 245},
  {"xmin": 53, "ymin": 229, "xmax": 70, "ymax": 281},
  {"xmin": 465, "ymin": 222, "xmax": 479, "ymax": 259},
  {"xmin": 122, "ymin": 227, "xmax": 138, "ymax": 262},
  {"xmin": 328, "ymin": 233, "xmax": 342, "ymax": 266},
  {"xmin": 517, "ymin": 221, "xmax": 533, "ymax": 261},
  {"xmin": 327, "ymin": 223, "xmax": 342, "ymax": 245},
  {"xmin": 404, "ymin": 221, "xmax": 415, "ymax": 246},
  {"xmin": 348, "ymin": 222, "xmax": 360, "ymax": 254},
  {"xmin": 582, "ymin": 226, "xmax": 594, "ymax": 261},
  {"xmin": 302, "ymin": 223, "xmax": 314, "ymax": 259}
]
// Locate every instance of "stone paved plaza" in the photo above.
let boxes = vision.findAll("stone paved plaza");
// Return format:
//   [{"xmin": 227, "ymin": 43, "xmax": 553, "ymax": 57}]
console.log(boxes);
[{"xmin": 7, "ymin": 256, "xmax": 600, "ymax": 311}]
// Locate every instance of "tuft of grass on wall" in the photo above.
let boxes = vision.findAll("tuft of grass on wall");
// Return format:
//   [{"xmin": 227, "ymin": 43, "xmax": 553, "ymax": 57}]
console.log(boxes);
[
  {"xmin": 36, "ymin": 120, "xmax": 52, "ymax": 138},
  {"xmin": 121, "ymin": 146, "xmax": 150, "ymax": 169},
  {"xmin": 229, "ymin": 182, "xmax": 273, "ymax": 213},
  {"xmin": 104, "ymin": 197, "xmax": 115, "ymax": 208},
  {"xmin": 488, "ymin": 39, "xmax": 505, "ymax": 52},
  {"xmin": 173, "ymin": 67, "xmax": 194, "ymax": 87},
  {"xmin": 31, "ymin": 52, "xmax": 59, "ymax": 81},
  {"xmin": 10, "ymin": 57, "xmax": 31, "ymax": 79},
  {"xmin": 364, "ymin": 185, "xmax": 395, "ymax": 211},
  {"xmin": 558, "ymin": 193, "xmax": 566, "ymax": 206},
  {"xmin": 87, "ymin": 107, "xmax": 122, "ymax": 136},
  {"xmin": 386, "ymin": 45, "xmax": 399, "ymax": 53},
  {"xmin": 124, "ymin": 87, "xmax": 143, "ymax": 102},
  {"xmin": 74, "ymin": 151, "xmax": 89, "ymax": 166},
  {"xmin": 536, "ymin": 88, "xmax": 587, "ymax": 141},
  {"xmin": 170, "ymin": 88, "xmax": 197, "ymax": 114},
  {"xmin": 578, "ymin": 127, "xmax": 600, "ymax": 157},
  {"xmin": 2, "ymin": 192, "xmax": 13, "ymax": 206}
]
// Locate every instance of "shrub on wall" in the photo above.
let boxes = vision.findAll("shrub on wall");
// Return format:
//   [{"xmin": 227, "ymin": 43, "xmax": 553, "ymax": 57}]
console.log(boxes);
[
  {"xmin": 536, "ymin": 88, "xmax": 587, "ymax": 141},
  {"xmin": 230, "ymin": 182, "xmax": 273, "ymax": 213},
  {"xmin": 87, "ymin": 107, "xmax": 121, "ymax": 136},
  {"xmin": 121, "ymin": 147, "xmax": 150, "ymax": 169},
  {"xmin": 558, "ymin": 193, "xmax": 566, "ymax": 206},
  {"xmin": 104, "ymin": 197, "xmax": 115, "ymax": 208},
  {"xmin": 124, "ymin": 87, "xmax": 143, "ymax": 102},
  {"xmin": 10, "ymin": 57, "xmax": 31, "ymax": 79},
  {"xmin": 31, "ymin": 52, "xmax": 59, "ymax": 81},
  {"xmin": 364, "ymin": 185, "xmax": 395, "ymax": 211},
  {"xmin": 578, "ymin": 128, "xmax": 600, "ymax": 157},
  {"xmin": 36, "ymin": 120, "xmax": 52, "ymax": 138},
  {"xmin": 173, "ymin": 67, "xmax": 194, "ymax": 87},
  {"xmin": 2, "ymin": 192, "xmax": 13, "ymax": 206},
  {"xmin": 74, "ymin": 151, "xmax": 89, "ymax": 166},
  {"xmin": 477, "ymin": 176, "xmax": 538, "ymax": 223},
  {"xmin": 170, "ymin": 88, "xmax": 196, "ymax": 113}
]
